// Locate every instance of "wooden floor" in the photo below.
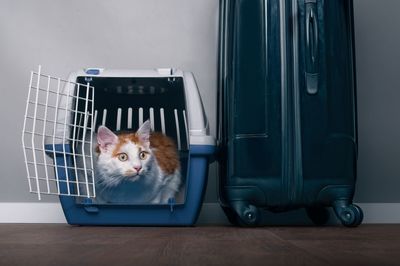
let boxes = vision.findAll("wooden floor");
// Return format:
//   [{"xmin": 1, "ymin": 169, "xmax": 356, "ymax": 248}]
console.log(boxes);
[{"xmin": 0, "ymin": 224, "xmax": 399, "ymax": 266}]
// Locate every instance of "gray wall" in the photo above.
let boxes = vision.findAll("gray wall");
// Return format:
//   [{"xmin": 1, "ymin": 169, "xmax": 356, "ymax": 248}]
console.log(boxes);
[
  {"xmin": 0, "ymin": 0, "xmax": 399, "ymax": 204},
  {"xmin": 353, "ymin": 0, "xmax": 400, "ymax": 202}
]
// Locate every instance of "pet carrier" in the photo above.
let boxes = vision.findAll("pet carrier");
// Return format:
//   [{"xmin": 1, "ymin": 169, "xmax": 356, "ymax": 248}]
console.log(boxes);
[{"xmin": 22, "ymin": 66, "xmax": 215, "ymax": 225}]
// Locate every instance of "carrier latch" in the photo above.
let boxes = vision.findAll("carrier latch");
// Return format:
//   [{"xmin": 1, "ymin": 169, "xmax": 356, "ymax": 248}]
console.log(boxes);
[
  {"xmin": 168, "ymin": 198, "xmax": 176, "ymax": 213},
  {"xmin": 82, "ymin": 198, "xmax": 99, "ymax": 214},
  {"xmin": 85, "ymin": 68, "xmax": 104, "ymax": 75}
]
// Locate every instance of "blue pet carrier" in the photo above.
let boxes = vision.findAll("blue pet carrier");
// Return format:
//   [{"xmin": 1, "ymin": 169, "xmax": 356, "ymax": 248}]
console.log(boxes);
[{"xmin": 22, "ymin": 66, "xmax": 215, "ymax": 225}]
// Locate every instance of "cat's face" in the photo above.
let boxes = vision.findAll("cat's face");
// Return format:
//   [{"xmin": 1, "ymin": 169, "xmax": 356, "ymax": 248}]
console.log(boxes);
[{"xmin": 96, "ymin": 121, "xmax": 153, "ymax": 186}]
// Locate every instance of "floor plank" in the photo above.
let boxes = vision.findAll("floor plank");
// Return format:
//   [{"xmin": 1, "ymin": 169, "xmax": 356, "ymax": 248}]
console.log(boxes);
[{"xmin": 0, "ymin": 224, "xmax": 399, "ymax": 266}]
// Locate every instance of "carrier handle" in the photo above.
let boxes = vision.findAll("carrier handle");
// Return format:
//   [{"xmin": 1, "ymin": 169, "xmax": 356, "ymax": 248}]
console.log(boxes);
[{"xmin": 305, "ymin": 0, "xmax": 319, "ymax": 95}]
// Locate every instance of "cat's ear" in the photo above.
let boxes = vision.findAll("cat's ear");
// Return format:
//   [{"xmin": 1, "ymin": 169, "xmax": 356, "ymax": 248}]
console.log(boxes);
[
  {"xmin": 137, "ymin": 120, "xmax": 151, "ymax": 144},
  {"xmin": 97, "ymin": 126, "xmax": 118, "ymax": 152}
]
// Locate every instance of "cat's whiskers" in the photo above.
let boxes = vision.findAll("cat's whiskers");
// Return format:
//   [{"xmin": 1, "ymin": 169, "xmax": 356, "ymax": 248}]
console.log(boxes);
[{"xmin": 97, "ymin": 172, "xmax": 125, "ymax": 188}]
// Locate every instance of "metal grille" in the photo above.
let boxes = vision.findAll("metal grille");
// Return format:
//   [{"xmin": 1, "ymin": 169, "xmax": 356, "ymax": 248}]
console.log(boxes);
[{"xmin": 21, "ymin": 66, "xmax": 95, "ymax": 200}]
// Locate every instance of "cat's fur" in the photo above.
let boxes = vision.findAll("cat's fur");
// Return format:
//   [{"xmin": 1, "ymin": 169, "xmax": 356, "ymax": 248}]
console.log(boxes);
[{"xmin": 94, "ymin": 120, "xmax": 181, "ymax": 204}]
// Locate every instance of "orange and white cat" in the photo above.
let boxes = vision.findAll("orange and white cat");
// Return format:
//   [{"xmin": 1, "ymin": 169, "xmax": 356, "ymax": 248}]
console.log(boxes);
[{"xmin": 95, "ymin": 120, "xmax": 181, "ymax": 204}]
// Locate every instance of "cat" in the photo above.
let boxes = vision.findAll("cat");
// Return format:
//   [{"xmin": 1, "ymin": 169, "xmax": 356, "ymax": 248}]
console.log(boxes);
[{"xmin": 93, "ymin": 120, "xmax": 181, "ymax": 204}]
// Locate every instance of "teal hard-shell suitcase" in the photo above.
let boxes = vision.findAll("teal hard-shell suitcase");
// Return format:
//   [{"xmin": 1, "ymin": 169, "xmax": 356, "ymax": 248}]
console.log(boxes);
[{"xmin": 217, "ymin": 0, "xmax": 363, "ymax": 226}]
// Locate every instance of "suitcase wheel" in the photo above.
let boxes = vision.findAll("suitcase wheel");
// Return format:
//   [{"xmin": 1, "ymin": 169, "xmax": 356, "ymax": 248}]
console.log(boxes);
[
  {"xmin": 334, "ymin": 203, "xmax": 364, "ymax": 227},
  {"xmin": 229, "ymin": 201, "xmax": 261, "ymax": 227},
  {"xmin": 306, "ymin": 206, "xmax": 330, "ymax": 226}
]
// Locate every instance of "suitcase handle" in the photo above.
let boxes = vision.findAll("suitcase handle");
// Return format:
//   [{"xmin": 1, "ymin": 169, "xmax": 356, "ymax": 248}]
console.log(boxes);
[{"xmin": 305, "ymin": 0, "xmax": 319, "ymax": 95}]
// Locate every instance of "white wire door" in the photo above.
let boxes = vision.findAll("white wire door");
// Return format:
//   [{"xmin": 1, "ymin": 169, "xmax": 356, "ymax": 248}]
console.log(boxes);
[{"xmin": 21, "ymin": 66, "xmax": 96, "ymax": 200}]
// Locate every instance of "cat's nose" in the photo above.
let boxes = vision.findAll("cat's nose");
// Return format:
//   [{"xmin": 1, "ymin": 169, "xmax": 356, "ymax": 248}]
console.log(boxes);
[{"xmin": 134, "ymin": 166, "xmax": 142, "ymax": 173}]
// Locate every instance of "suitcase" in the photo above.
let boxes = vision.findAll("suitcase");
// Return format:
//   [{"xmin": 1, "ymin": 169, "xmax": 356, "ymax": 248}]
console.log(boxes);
[{"xmin": 217, "ymin": 0, "xmax": 363, "ymax": 226}]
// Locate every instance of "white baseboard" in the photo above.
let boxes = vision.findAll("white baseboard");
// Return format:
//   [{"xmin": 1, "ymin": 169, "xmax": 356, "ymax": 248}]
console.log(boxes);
[
  {"xmin": 0, "ymin": 203, "xmax": 66, "ymax": 223},
  {"xmin": 0, "ymin": 202, "xmax": 399, "ymax": 224}
]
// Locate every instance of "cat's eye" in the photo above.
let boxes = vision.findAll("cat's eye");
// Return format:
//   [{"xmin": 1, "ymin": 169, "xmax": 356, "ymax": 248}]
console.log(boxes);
[
  {"xmin": 139, "ymin": 151, "xmax": 148, "ymax": 160},
  {"xmin": 118, "ymin": 153, "xmax": 128, "ymax": 161}
]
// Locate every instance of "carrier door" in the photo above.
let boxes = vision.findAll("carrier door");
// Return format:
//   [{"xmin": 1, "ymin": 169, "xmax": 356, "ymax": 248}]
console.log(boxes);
[
  {"xmin": 297, "ymin": 0, "xmax": 357, "ymax": 200},
  {"xmin": 22, "ymin": 66, "xmax": 96, "ymax": 200}
]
